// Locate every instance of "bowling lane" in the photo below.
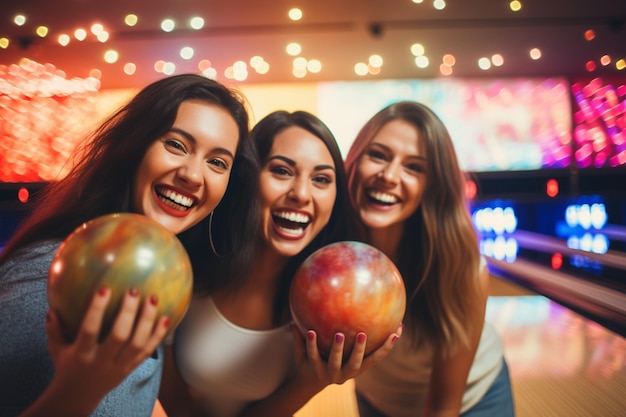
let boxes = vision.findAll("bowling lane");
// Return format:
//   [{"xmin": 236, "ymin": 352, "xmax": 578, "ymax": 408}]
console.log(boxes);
[{"xmin": 485, "ymin": 281, "xmax": 626, "ymax": 417}]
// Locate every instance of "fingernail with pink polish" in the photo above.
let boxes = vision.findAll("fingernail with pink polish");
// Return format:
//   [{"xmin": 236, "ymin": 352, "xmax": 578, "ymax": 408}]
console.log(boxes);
[
  {"xmin": 357, "ymin": 333, "xmax": 366, "ymax": 344},
  {"xmin": 335, "ymin": 333, "xmax": 344, "ymax": 343}
]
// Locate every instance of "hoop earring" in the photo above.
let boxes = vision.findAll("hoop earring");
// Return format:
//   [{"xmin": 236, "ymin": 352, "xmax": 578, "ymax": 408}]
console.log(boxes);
[{"xmin": 208, "ymin": 211, "xmax": 221, "ymax": 257}]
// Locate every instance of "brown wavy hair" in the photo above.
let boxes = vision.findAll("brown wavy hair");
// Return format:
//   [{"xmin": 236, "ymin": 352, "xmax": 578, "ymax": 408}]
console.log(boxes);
[{"xmin": 344, "ymin": 101, "xmax": 482, "ymax": 353}]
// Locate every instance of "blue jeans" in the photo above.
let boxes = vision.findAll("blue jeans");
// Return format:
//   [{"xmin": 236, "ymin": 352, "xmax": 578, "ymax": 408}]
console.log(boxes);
[{"xmin": 356, "ymin": 359, "xmax": 515, "ymax": 417}]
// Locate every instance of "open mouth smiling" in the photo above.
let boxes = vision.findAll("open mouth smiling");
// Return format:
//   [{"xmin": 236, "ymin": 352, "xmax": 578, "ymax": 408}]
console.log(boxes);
[
  {"xmin": 366, "ymin": 189, "xmax": 400, "ymax": 206},
  {"xmin": 272, "ymin": 210, "xmax": 311, "ymax": 236},
  {"xmin": 155, "ymin": 185, "xmax": 197, "ymax": 212}
]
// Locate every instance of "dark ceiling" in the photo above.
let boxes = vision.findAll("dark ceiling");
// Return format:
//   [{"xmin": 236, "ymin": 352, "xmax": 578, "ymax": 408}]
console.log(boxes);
[{"xmin": 1, "ymin": 0, "xmax": 625, "ymax": 89}]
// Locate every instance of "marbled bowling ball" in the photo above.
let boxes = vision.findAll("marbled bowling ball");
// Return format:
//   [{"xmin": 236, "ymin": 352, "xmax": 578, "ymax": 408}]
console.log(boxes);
[
  {"xmin": 48, "ymin": 213, "xmax": 193, "ymax": 341},
  {"xmin": 289, "ymin": 241, "xmax": 406, "ymax": 359}
]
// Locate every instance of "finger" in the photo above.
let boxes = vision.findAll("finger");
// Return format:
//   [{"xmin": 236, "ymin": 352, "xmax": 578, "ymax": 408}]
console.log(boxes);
[
  {"xmin": 326, "ymin": 333, "xmax": 346, "ymax": 382},
  {"xmin": 73, "ymin": 286, "xmax": 111, "ymax": 349},
  {"xmin": 105, "ymin": 288, "xmax": 141, "ymax": 346},
  {"xmin": 141, "ymin": 316, "xmax": 170, "ymax": 358},
  {"xmin": 129, "ymin": 294, "xmax": 160, "ymax": 346},
  {"xmin": 305, "ymin": 330, "xmax": 321, "ymax": 362},
  {"xmin": 344, "ymin": 332, "xmax": 367, "ymax": 372},
  {"xmin": 305, "ymin": 330, "xmax": 329, "ymax": 380},
  {"xmin": 362, "ymin": 331, "xmax": 400, "ymax": 370}
]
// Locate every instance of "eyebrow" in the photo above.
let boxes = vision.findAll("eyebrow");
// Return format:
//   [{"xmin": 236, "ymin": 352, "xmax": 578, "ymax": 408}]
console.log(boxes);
[
  {"xmin": 169, "ymin": 127, "xmax": 235, "ymax": 159},
  {"xmin": 370, "ymin": 141, "xmax": 426, "ymax": 161},
  {"xmin": 267, "ymin": 155, "xmax": 336, "ymax": 172}
]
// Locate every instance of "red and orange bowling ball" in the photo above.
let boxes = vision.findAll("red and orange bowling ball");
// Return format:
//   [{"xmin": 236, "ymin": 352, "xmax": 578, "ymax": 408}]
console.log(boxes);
[
  {"xmin": 48, "ymin": 213, "xmax": 193, "ymax": 341},
  {"xmin": 289, "ymin": 241, "xmax": 406, "ymax": 359}
]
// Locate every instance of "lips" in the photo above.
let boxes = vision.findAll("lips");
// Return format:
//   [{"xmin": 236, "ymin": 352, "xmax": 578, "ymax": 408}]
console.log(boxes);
[
  {"xmin": 155, "ymin": 185, "xmax": 198, "ymax": 216},
  {"xmin": 272, "ymin": 210, "xmax": 311, "ymax": 238}
]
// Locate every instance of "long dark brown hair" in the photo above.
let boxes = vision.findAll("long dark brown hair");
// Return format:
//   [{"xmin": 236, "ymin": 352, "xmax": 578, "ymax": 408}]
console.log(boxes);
[
  {"xmin": 0, "ymin": 74, "xmax": 260, "ymax": 283},
  {"xmin": 252, "ymin": 110, "xmax": 358, "ymax": 324}
]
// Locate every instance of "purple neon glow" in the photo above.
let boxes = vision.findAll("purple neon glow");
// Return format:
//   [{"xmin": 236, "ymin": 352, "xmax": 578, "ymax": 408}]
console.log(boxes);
[{"xmin": 572, "ymin": 77, "xmax": 626, "ymax": 168}]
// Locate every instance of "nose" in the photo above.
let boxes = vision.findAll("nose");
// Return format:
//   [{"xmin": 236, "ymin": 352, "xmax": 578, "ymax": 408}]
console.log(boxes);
[
  {"xmin": 288, "ymin": 177, "xmax": 311, "ymax": 204},
  {"xmin": 177, "ymin": 157, "xmax": 204, "ymax": 188},
  {"xmin": 379, "ymin": 161, "xmax": 401, "ymax": 184}
]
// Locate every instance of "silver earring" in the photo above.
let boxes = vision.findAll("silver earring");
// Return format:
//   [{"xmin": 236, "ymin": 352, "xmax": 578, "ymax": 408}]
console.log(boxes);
[{"xmin": 208, "ymin": 211, "xmax": 221, "ymax": 257}]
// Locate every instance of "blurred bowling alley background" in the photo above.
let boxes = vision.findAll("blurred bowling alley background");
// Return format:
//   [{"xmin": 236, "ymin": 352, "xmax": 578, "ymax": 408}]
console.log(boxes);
[{"xmin": 1, "ymin": 1, "xmax": 625, "ymax": 416}]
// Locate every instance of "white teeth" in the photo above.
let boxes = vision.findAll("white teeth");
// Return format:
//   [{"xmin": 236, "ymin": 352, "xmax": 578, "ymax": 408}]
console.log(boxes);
[
  {"xmin": 160, "ymin": 188, "xmax": 193, "ymax": 208},
  {"xmin": 368, "ymin": 190, "xmax": 398, "ymax": 204},
  {"xmin": 277, "ymin": 225, "xmax": 305, "ymax": 236},
  {"xmin": 274, "ymin": 211, "xmax": 311, "ymax": 224}
]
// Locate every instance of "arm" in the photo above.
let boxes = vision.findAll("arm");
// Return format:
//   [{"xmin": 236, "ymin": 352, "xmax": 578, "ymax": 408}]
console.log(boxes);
[
  {"xmin": 422, "ymin": 264, "xmax": 490, "ymax": 417},
  {"xmin": 239, "ymin": 325, "xmax": 402, "ymax": 417},
  {"xmin": 19, "ymin": 287, "xmax": 169, "ymax": 417}
]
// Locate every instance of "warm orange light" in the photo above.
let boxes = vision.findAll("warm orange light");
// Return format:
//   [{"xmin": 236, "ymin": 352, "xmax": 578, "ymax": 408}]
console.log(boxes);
[
  {"xmin": 546, "ymin": 178, "xmax": 559, "ymax": 197},
  {"xmin": 551, "ymin": 253, "xmax": 563, "ymax": 270},
  {"xmin": 586, "ymin": 60, "xmax": 596, "ymax": 72},
  {"xmin": 584, "ymin": 29, "xmax": 595, "ymax": 41},
  {"xmin": 465, "ymin": 179, "xmax": 477, "ymax": 200},
  {"xmin": 18, "ymin": 187, "xmax": 29, "ymax": 203}
]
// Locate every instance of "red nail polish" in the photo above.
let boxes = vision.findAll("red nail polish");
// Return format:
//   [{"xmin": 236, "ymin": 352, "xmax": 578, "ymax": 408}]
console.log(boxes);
[
  {"xmin": 307, "ymin": 330, "xmax": 315, "ymax": 341},
  {"xmin": 149, "ymin": 295, "xmax": 158, "ymax": 305},
  {"xmin": 357, "ymin": 333, "xmax": 366, "ymax": 344},
  {"xmin": 97, "ymin": 286, "xmax": 108, "ymax": 296},
  {"xmin": 335, "ymin": 333, "xmax": 344, "ymax": 344},
  {"xmin": 392, "ymin": 335, "xmax": 399, "ymax": 344},
  {"xmin": 162, "ymin": 317, "xmax": 170, "ymax": 328},
  {"xmin": 129, "ymin": 288, "xmax": 139, "ymax": 297}
]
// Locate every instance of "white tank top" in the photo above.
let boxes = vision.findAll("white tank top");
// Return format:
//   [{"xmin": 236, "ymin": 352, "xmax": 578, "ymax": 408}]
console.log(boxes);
[
  {"xmin": 355, "ymin": 258, "xmax": 504, "ymax": 416},
  {"xmin": 174, "ymin": 296, "xmax": 296, "ymax": 417}
]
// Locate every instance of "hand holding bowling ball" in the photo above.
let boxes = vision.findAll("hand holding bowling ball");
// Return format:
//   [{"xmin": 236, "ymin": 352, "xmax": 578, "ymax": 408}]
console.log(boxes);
[
  {"xmin": 48, "ymin": 213, "xmax": 193, "ymax": 341},
  {"xmin": 289, "ymin": 241, "xmax": 406, "ymax": 359}
]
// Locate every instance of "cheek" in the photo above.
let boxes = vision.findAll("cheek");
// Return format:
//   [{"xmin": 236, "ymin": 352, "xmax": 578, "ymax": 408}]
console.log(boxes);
[
  {"xmin": 206, "ymin": 176, "xmax": 230, "ymax": 210},
  {"xmin": 318, "ymin": 190, "xmax": 337, "ymax": 223}
]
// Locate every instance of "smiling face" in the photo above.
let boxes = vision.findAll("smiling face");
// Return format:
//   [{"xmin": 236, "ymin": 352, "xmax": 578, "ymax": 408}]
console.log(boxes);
[
  {"xmin": 132, "ymin": 100, "xmax": 240, "ymax": 235},
  {"xmin": 259, "ymin": 126, "xmax": 337, "ymax": 257},
  {"xmin": 352, "ymin": 119, "xmax": 427, "ymax": 230}
]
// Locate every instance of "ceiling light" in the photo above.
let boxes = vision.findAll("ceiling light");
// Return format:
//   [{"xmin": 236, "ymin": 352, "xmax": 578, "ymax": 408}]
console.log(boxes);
[
  {"xmin": 125, "ymin": 14, "xmax": 138, "ymax": 27},
  {"xmin": 288, "ymin": 8, "xmax": 303, "ymax": 21},
  {"xmin": 190, "ymin": 17, "xmax": 205, "ymax": 30},
  {"xmin": 58, "ymin": 34, "xmax": 70, "ymax": 46},
  {"xmin": 286, "ymin": 43, "xmax": 301, "ymax": 56},
  {"xmin": 104, "ymin": 50, "xmax": 119, "ymax": 64},
  {"xmin": 478, "ymin": 57, "xmax": 491, "ymax": 70},
  {"xmin": 36, "ymin": 26, "xmax": 48, "ymax": 38},
  {"xmin": 354, "ymin": 63, "xmax": 368, "ymax": 76},
  {"xmin": 529, "ymin": 48, "xmax": 541, "ymax": 60},
  {"xmin": 411, "ymin": 43, "xmax": 425, "ymax": 56},
  {"xmin": 161, "ymin": 19, "xmax": 175, "ymax": 32},
  {"xmin": 180, "ymin": 47, "xmax": 194, "ymax": 60},
  {"xmin": 415, "ymin": 55, "xmax": 429, "ymax": 68}
]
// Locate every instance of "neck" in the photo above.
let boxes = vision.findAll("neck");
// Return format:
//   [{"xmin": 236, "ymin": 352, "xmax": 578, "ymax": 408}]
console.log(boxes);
[
  {"xmin": 365, "ymin": 222, "xmax": 404, "ymax": 263},
  {"xmin": 249, "ymin": 242, "xmax": 290, "ymax": 289}
]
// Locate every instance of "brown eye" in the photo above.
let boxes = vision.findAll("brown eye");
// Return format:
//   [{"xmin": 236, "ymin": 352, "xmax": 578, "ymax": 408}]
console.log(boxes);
[
  {"xmin": 208, "ymin": 158, "xmax": 229, "ymax": 170},
  {"xmin": 164, "ymin": 139, "xmax": 186, "ymax": 153}
]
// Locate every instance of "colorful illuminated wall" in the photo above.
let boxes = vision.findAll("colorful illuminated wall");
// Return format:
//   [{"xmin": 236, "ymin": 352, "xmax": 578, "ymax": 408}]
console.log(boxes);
[
  {"xmin": 1, "ymin": 60, "xmax": 625, "ymax": 182},
  {"xmin": 571, "ymin": 77, "xmax": 626, "ymax": 168}
]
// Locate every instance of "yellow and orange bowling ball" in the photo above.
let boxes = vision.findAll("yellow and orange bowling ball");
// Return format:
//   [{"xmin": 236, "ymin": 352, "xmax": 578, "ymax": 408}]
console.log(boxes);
[{"xmin": 48, "ymin": 213, "xmax": 193, "ymax": 341}]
